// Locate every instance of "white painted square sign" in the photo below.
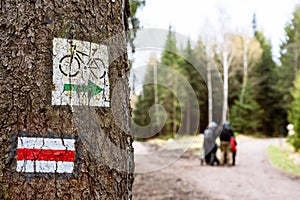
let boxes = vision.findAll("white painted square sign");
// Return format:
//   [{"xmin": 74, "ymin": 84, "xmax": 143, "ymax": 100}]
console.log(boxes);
[{"xmin": 52, "ymin": 38, "xmax": 110, "ymax": 107}]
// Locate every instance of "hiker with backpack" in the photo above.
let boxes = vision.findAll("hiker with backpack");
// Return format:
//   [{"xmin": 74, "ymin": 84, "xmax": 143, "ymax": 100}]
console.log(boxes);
[
  {"xmin": 201, "ymin": 121, "xmax": 220, "ymax": 166},
  {"xmin": 219, "ymin": 121, "xmax": 235, "ymax": 166}
]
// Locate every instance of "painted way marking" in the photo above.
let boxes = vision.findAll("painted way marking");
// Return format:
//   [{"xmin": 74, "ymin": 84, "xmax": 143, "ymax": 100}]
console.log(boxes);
[
  {"xmin": 63, "ymin": 80, "xmax": 103, "ymax": 97},
  {"xmin": 16, "ymin": 137, "xmax": 75, "ymax": 173},
  {"xmin": 52, "ymin": 38, "xmax": 110, "ymax": 107}
]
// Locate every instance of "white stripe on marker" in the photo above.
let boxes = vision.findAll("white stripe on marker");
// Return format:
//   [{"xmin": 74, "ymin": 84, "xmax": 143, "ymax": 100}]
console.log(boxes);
[
  {"xmin": 16, "ymin": 160, "xmax": 74, "ymax": 173},
  {"xmin": 17, "ymin": 137, "xmax": 75, "ymax": 150}
]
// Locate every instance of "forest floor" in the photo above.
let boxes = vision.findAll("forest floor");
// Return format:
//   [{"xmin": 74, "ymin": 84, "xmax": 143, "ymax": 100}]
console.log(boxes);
[{"xmin": 132, "ymin": 136, "xmax": 300, "ymax": 200}]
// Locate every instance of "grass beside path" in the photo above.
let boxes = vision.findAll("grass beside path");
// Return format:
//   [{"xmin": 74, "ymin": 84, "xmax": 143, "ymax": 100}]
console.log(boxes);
[
  {"xmin": 145, "ymin": 134, "xmax": 254, "ymax": 157},
  {"xmin": 267, "ymin": 142, "xmax": 300, "ymax": 176},
  {"xmin": 147, "ymin": 134, "xmax": 202, "ymax": 152}
]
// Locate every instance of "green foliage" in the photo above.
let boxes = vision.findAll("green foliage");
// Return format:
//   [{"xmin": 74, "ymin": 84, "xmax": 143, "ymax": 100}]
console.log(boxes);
[
  {"xmin": 132, "ymin": 57, "xmax": 156, "ymax": 139},
  {"xmin": 128, "ymin": 0, "xmax": 145, "ymax": 52},
  {"xmin": 230, "ymin": 83, "xmax": 263, "ymax": 134},
  {"xmin": 253, "ymin": 31, "xmax": 278, "ymax": 136},
  {"xmin": 287, "ymin": 136, "xmax": 300, "ymax": 151},
  {"xmin": 133, "ymin": 27, "xmax": 182, "ymax": 138},
  {"xmin": 133, "ymin": 86, "xmax": 154, "ymax": 126},
  {"xmin": 252, "ymin": 13, "xmax": 257, "ymax": 33},
  {"xmin": 133, "ymin": 27, "xmax": 208, "ymax": 138},
  {"xmin": 158, "ymin": 27, "xmax": 178, "ymax": 136},
  {"xmin": 181, "ymin": 39, "xmax": 208, "ymax": 133},
  {"xmin": 161, "ymin": 26, "xmax": 179, "ymax": 66},
  {"xmin": 267, "ymin": 144, "xmax": 300, "ymax": 175},
  {"xmin": 288, "ymin": 71, "xmax": 300, "ymax": 151},
  {"xmin": 132, "ymin": 9, "xmax": 299, "ymax": 139},
  {"xmin": 278, "ymin": 6, "xmax": 300, "ymax": 136}
]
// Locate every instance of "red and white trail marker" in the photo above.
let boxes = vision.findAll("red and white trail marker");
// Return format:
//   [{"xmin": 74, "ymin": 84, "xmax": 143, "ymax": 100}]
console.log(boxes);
[{"xmin": 16, "ymin": 137, "xmax": 75, "ymax": 173}]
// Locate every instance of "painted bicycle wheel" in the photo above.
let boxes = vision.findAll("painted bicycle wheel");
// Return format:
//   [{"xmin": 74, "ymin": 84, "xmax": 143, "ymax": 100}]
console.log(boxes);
[{"xmin": 59, "ymin": 55, "xmax": 80, "ymax": 77}]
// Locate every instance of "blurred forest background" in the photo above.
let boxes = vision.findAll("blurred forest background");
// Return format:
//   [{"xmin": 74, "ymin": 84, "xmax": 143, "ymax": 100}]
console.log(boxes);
[{"xmin": 129, "ymin": 1, "xmax": 300, "ymax": 151}]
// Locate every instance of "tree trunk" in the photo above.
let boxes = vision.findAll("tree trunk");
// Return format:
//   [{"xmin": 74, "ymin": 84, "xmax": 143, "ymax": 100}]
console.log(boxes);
[
  {"xmin": 172, "ymin": 75, "xmax": 177, "ymax": 136},
  {"xmin": 153, "ymin": 60, "xmax": 158, "ymax": 131},
  {"xmin": 222, "ymin": 50, "xmax": 229, "ymax": 123},
  {"xmin": 186, "ymin": 100, "xmax": 191, "ymax": 135},
  {"xmin": 0, "ymin": 1, "xmax": 133, "ymax": 199},
  {"xmin": 240, "ymin": 37, "xmax": 249, "ymax": 104},
  {"xmin": 206, "ymin": 45, "xmax": 213, "ymax": 123}
]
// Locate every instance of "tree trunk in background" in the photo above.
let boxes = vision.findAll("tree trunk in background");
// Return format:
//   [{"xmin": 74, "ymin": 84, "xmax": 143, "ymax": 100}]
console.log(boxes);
[
  {"xmin": 240, "ymin": 37, "xmax": 249, "ymax": 104},
  {"xmin": 206, "ymin": 45, "xmax": 213, "ymax": 123},
  {"xmin": 186, "ymin": 100, "xmax": 191, "ymax": 134},
  {"xmin": 173, "ymin": 76, "xmax": 177, "ymax": 137},
  {"xmin": 0, "ymin": 1, "xmax": 133, "ymax": 199},
  {"xmin": 222, "ymin": 50, "xmax": 229, "ymax": 123}
]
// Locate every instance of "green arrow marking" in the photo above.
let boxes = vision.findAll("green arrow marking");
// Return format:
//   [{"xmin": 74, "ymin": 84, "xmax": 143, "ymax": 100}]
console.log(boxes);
[{"xmin": 64, "ymin": 80, "xmax": 103, "ymax": 97}]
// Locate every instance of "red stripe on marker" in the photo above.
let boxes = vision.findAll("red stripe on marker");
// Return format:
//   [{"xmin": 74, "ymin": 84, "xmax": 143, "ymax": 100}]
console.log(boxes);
[{"xmin": 17, "ymin": 148, "xmax": 75, "ymax": 162}]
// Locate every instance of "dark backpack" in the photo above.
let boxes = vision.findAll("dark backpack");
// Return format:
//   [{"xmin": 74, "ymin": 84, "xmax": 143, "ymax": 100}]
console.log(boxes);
[{"xmin": 220, "ymin": 127, "xmax": 232, "ymax": 141}]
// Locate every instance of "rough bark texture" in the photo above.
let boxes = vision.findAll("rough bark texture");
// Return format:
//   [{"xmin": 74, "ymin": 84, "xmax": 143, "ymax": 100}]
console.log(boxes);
[{"xmin": 0, "ymin": 0, "xmax": 133, "ymax": 199}]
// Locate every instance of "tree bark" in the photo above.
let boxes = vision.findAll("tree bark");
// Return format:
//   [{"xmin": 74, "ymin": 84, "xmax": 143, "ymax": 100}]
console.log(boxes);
[
  {"xmin": 206, "ymin": 45, "xmax": 213, "ymax": 123},
  {"xmin": 0, "ymin": 1, "xmax": 133, "ymax": 199},
  {"xmin": 240, "ymin": 37, "xmax": 249, "ymax": 104},
  {"xmin": 222, "ymin": 50, "xmax": 229, "ymax": 123}
]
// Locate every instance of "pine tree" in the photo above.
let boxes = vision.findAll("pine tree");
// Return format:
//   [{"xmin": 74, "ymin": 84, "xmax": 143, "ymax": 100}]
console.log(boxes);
[
  {"xmin": 278, "ymin": 6, "xmax": 300, "ymax": 134},
  {"xmin": 159, "ymin": 26, "xmax": 182, "ymax": 136},
  {"xmin": 230, "ymin": 83, "xmax": 263, "ymax": 134},
  {"xmin": 128, "ymin": 0, "xmax": 145, "ymax": 53},
  {"xmin": 229, "ymin": 33, "xmax": 264, "ymax": 134},
  {"xmin": 182, "ymin": 39, "xmax": 208, "ymax": 133},
  {"xmin": 132, "ymin": 56, "xmax": 156, "ymax": 139},
  {"xmin": 253, "ymin": 31, "xmax": 278, "ymax": 135},
  {"xmin": 288, "ymin": 71, "xmax": 300, "ymax": 151},
  {"xmin": 132, "ymin": 26, "xmax": 183, "ymax": 138}
]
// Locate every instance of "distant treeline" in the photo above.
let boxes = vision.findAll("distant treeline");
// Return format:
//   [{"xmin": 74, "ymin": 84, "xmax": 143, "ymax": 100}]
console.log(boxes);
[{"xmin": 132, "ymin": 7, "xmax": 300, "ymax": 151}]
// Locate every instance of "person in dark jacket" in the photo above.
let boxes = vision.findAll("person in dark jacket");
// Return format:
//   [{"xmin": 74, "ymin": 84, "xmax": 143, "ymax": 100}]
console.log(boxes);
[
  {"xmin": 201, "ymin": 121, "xmax": 220, "ymax": 166},
  {"xmin": 219, "ymin": 121, "xmax": 234, "ymax": 165}
]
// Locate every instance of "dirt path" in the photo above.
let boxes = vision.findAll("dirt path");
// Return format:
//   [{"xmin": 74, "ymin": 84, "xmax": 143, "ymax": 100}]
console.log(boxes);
[{"xmin": 132, "ymin": 138, "xmax": 300, "ymax": 200}]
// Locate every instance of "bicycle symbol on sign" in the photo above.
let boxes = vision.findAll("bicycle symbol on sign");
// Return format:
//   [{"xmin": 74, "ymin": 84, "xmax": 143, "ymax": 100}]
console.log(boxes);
[{"xmin": 59, "ymin": 39, "xmax": 107, "ymax": 80}]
